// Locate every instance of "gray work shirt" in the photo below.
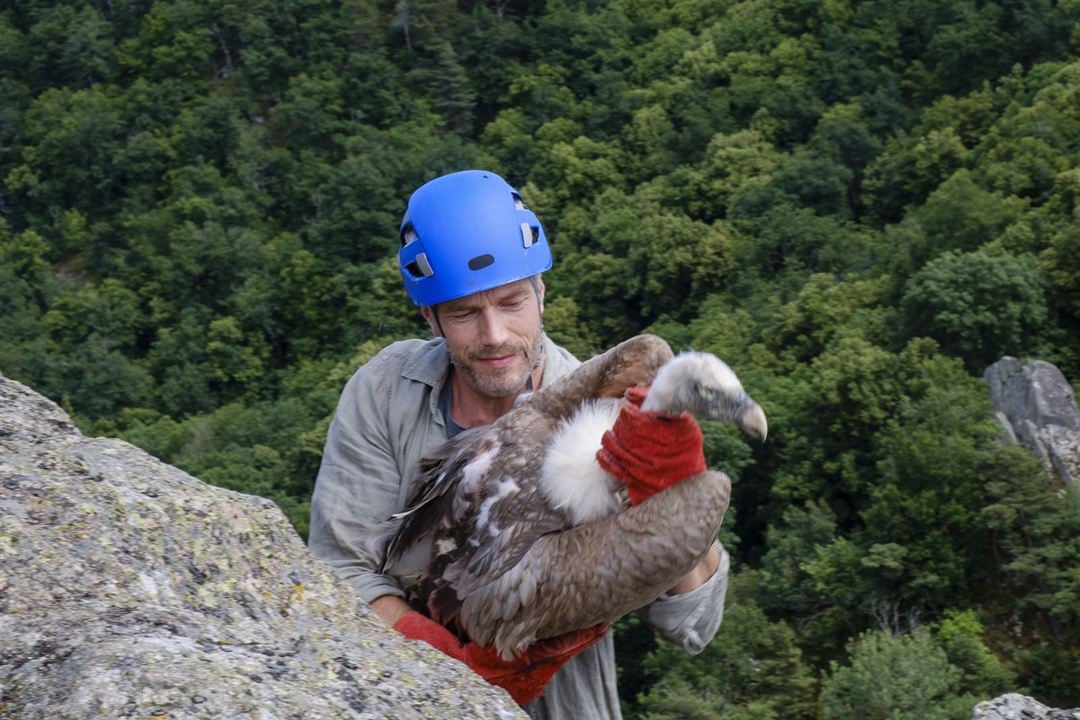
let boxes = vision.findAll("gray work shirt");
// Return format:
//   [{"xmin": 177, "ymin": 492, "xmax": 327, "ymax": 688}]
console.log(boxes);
[{"xmin": 309, "ymin": 335, "xmax": 730, "ymax": 719}]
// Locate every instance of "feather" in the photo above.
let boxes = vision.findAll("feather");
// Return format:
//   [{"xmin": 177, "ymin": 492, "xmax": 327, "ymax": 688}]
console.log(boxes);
[{"xmin": 539, "ymin": 399, "xmax": 624, "ymax": 525}]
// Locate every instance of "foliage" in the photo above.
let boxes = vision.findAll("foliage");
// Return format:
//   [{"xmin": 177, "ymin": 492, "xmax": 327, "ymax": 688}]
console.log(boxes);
[
  {"xmin": 901, "ymin": 249, "xmax": 1048, "ymax": 371},
  {"xmin": 3, "ymin": 0, "xmax": 1080, "ymax": 712},
  {"xmin": 635, "ymin": 573, "xmax": 816, "ymax": 720},
  {"xmin": 818, "ymin": 614, "xmax": 1016, "ymax": 720},
  {"xmin": 819, "ymin": 628, "xmax": 967, "ymax": 720}
]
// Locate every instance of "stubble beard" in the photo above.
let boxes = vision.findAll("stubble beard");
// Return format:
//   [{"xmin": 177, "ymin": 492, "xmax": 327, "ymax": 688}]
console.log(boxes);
[{"xmin": 450, "ymin": 328, "xmax": 546, "ymax": 399}]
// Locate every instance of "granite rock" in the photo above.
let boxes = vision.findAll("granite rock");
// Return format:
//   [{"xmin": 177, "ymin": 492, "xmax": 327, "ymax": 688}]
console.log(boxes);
[
  {"xmin": 0, "ymin": 373, "xmax": 525, "ymax": 719},
  {"xmin": 972, "ymin": 693, "xmax": 1080, "ymax": 720},
  {"xmin": 984, "ymin": 357, "xmax": 1080, "ymax": 489}
]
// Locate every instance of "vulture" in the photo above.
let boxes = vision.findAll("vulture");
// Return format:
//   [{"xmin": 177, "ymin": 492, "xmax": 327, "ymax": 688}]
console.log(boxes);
[{"xmin": 377, "ymin": 334, "xmax": 767, "ymax": 659}]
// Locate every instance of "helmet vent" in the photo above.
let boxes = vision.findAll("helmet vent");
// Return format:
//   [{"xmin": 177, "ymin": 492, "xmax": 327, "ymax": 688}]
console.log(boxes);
[
  {"xmin": 468, "ymin": 253, "xmax": 495, "ymax": 271},
  {"xmin": 401, "ymin": 226, "xmax": 418, "ymax": 247},
  {"xmin": 521, "ymin": 223, "xmax": 539, "ymax": 248},
  {"xmin": 511, "ymin": 192, "xmax": 525, "ymax": 210},
  {"xmin": 405, "ymin": 252, "xmax": 434, "ymax": 278}
]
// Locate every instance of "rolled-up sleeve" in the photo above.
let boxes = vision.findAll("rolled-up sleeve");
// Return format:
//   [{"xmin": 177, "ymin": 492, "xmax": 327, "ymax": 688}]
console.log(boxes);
[
  {"xmin": 645, "ymin": 541, "xmax": 730, "ymax": 655},
  {"xmin": 308, "ymin": 358, "xmax": 406, "ymax": 605}
]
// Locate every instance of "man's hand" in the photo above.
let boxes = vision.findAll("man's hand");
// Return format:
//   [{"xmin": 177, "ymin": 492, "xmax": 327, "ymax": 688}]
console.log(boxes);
[
  {"xmin": 393, "ymin": 611, "xmax": 607, "ymax": 705},
  {"xmin": 596, "ymin": 385, "xmax": 707, "ymax": 505}
]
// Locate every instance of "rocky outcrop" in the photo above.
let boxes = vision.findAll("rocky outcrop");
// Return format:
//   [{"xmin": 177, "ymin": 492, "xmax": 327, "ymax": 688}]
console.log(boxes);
[
  {"xmin": 973, "ymin": 693, "xmax": 1080, "ymax": 719},
  {"xmin": 984, "ymin": 357, "xmax": 1080, "ymax": 489},
  {"xmin": 0, "ymin": 373, "xmax": 525, "ymax": 719}
]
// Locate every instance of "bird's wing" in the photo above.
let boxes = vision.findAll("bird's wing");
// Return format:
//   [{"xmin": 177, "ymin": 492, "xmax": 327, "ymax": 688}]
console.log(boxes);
[
  {"xmin": 526, "ymin": 334, "xmax": 674, "ymax": 419},
  {"xmin": 467, "ymin": 470, "xmax": 732, "ymax": 658},
  {"xmin": 378, "ymin": 426, "xmax": 490, "ymax": 574},
  {"xmin": 426, "ymin": 412, "xmax": 570, "ymax": 632}
]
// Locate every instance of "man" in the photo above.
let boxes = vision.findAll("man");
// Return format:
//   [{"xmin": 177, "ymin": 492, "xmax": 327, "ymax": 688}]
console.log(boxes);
[{"xmin": 309, "ymin": 169, "xmax": 730, "ymax": 718}]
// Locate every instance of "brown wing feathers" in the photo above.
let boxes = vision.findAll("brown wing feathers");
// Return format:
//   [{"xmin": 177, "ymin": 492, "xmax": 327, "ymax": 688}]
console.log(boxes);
[
  {"xmin": 526, "ymin": 334, "xmax": 674, "ymax": 419},
  {"xmin": 477, "ymin": 470, "xmax": 730, "ymax": 655},
  {"xmin": 378, "ymin": 427, "xmax": 489, "ymax": 574}
]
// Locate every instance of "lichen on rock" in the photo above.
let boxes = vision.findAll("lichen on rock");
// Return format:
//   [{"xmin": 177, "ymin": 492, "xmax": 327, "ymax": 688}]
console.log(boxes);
[
  {"xmin": 973, "ymin": 693, "xmax": 1080, "ymax": 720},
  {"xmin": 0, "ymin": 373, "xmax": 525, "ymax": 719}
]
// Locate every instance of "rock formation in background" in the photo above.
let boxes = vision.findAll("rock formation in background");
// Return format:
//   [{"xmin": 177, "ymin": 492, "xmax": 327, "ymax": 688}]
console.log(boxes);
[
  {"xmin": 973, "ymin": 693, "xmax": 1080, "ymax": 720},
  {"xmin": 0, "ymin": 373, "xmax": 525, "ymax": 719},
  {"xmin": 984, "ymin": 357, "xmax": 1080, "ymax": 490}
]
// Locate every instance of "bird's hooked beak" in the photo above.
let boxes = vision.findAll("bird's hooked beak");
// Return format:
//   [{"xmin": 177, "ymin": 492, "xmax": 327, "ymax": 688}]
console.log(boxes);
[
  {"xmin": 643, "ymin": 351, "xmax": 768, "ymax": 442},
  {"xmin": 735, "ymin": 400, "xmax": 768, "ymax": 443}
]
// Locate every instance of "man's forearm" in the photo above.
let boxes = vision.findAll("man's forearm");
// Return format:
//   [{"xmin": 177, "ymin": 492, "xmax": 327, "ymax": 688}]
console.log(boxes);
[{"xmin": 666, "ymin": 543, "xmax": 722, "ymax": 594}]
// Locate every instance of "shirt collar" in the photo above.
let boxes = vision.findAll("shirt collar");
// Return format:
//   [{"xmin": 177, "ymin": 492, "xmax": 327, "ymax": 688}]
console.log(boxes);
[{"xmin": 400, "ymin": 336, "xmax": 450, "ymax": 388}]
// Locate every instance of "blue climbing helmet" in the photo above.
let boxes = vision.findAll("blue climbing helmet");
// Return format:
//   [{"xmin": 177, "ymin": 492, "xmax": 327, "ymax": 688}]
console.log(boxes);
[{"xmin": 398, "ymin": 170, "xmax": 552, "ymax": 307}]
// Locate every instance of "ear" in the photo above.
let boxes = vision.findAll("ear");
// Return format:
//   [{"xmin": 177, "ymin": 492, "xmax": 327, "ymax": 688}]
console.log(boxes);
[
  {"xmin": 535, "ymin": 278, "xmax": 546, "ymax": 314},
  {"xmin": 421, "ymin": 306, "xmax": 441, "ymax": 337}
]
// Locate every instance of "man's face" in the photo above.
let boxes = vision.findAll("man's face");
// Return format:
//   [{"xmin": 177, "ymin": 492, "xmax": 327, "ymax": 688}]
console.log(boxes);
[{"xmin": 426, "ymin": 278, "xmax": 545, "ymax": 399}]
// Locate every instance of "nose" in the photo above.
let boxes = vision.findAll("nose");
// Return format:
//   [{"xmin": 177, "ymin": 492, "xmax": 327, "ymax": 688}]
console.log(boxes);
[{"xmin": 477, "ymin": 307, "xmax": 511, "ymax": 347}]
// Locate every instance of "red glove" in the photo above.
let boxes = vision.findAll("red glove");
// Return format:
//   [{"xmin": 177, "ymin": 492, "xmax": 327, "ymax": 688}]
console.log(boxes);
[
  {"xmin": 393, "ymin": 611, "xmax": 607, "ymax": 705},
  {"xmin": 596, "ymin": 385, "xmax": 706, "ymax": 505}
]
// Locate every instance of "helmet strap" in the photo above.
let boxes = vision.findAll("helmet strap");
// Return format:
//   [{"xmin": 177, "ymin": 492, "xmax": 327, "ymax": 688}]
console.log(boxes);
[{"xmin": 429, "ymin": 306, "xmax": 447, "ymax": 339}]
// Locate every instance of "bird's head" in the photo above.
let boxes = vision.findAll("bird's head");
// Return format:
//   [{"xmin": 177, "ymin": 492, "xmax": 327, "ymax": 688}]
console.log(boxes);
[{"xmin": 641, "ymin": 352, "xmax": 768, "ymax": 442}]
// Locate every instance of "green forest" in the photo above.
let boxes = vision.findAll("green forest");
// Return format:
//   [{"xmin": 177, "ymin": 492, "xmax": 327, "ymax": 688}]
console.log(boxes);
[{"xmin": 2, "ymin": 0, "xmax": 1079, "ymax": 715}]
